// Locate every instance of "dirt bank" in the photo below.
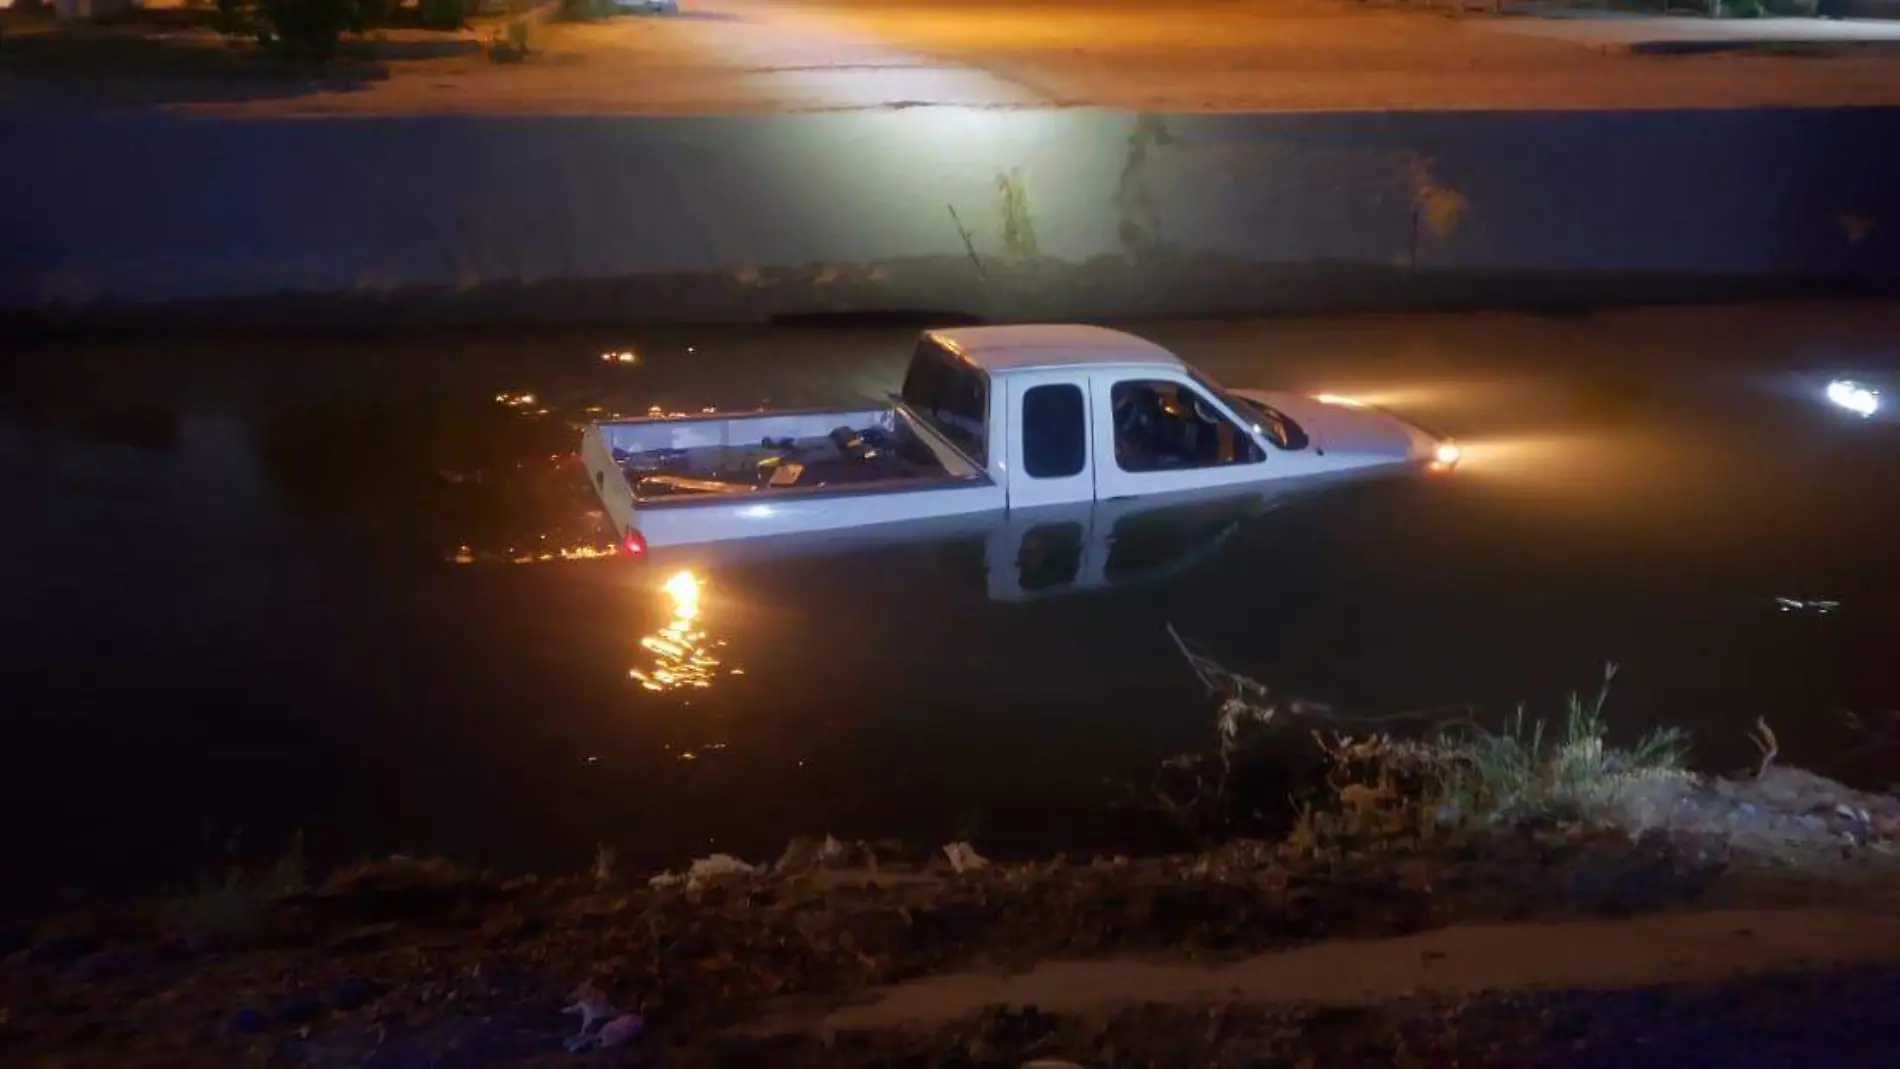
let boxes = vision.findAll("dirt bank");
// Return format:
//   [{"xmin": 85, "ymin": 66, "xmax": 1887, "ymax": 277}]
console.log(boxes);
[{"xmin": 4, "ymin": 799, "xmax": 1898, "ymax": 1068}]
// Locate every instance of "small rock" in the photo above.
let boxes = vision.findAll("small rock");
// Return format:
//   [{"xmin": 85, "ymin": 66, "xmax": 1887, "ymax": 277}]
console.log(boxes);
[
  {"xmin": 329, "ymin": 975, "xmax": 387, "ymax": 1012},
  {"xmin": 774, "ymin": 834, "xmax": 847, "ymax": 875},
  {"xmin": 596, "ymin": 1013, "xmax": 643, "ymax": 1049},
  {"xmin": 480, "ymin": 910, "xmax": 526, "ymax": 939},
  {"xmin": 276, "ymin": 995, "xmax": 326, "ymax": 1026},
  {"xmin": 772, "ymin": 836, "xmax": 823, "ymax": 876},
  {"xmin": 683, "ymin": 853, "xmax": 760, "ymax": 890},
  {"xmin": 74, "ymin": 948, "xmax": 152, "ymax": 982},
  {"xmin": 22, "ymin": 934, "xmax": 96, "ymax": 968}
]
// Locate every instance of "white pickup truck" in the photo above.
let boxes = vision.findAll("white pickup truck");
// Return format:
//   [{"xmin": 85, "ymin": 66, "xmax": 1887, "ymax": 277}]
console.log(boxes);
[{"xmin": 580, "ymin": 324, "xmax": 1459, "ymax": 558}]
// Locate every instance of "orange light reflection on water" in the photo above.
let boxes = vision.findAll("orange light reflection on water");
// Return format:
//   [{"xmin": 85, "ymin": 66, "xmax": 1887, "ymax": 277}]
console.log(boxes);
[
  {"xmin": 629, "ymin": 570, "xmax": 730, "ymax": 694},
  {"xmin": 449, "ymin": 538, "xmax": 619, "ymax": 565}
]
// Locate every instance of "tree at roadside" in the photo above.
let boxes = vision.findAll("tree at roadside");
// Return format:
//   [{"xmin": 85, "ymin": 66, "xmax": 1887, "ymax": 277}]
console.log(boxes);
[
  {"xmin": 211, "ymin": 0, "xmax": 469, "ymax": 63},
  {"xmin": 213, "ymin": 0, "xmax": 369, "ymax": 61}
]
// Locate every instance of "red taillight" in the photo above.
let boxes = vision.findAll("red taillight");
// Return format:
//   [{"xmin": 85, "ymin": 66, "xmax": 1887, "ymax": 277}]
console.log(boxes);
[{"xmin": 621, "ymin": 528, "xmax": 648, "ymax": 558}]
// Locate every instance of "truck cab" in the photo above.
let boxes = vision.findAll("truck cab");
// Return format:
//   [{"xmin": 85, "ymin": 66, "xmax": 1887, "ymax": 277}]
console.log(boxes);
[{"xmin": 906, "ymin": 324, "xmax": 1441, "ymax": 510}]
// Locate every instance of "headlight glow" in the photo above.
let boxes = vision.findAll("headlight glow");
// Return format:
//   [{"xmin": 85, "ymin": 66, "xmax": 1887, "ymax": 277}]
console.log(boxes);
[
  {"xmin": 1826, "ymin": 379, "xmax": 1880, "ymax": 418},
  {"xmin": 1314, "ymin": 393, "xmax": 1367, "ymax": 408},
  {"xmin": 1431, "ymin": 441, "xmax": 1462, "ymax": 470}
]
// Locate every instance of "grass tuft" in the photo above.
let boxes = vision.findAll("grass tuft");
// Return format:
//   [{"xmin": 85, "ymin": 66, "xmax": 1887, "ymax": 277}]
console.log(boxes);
[
  {"xmin": 1166, "ymin": 627, "xmax": 1696, "ymax": 843},
  {"xmin": 164, "ymin": 833, "xmax": 307, "ymax": 940},
  {"xmin": 1425, "ymin": 664, "xmax": 1690, "ymax": 824}
]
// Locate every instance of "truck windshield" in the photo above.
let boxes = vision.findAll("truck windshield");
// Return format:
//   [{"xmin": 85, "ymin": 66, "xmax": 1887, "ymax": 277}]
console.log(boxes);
[
  {"xmin": 901, "ymin": 337, "xmax": 989, "ymax": 465},
  {"xmin": 1185, "ymin": 366, "xmax": 1307, "ymax": 451}
]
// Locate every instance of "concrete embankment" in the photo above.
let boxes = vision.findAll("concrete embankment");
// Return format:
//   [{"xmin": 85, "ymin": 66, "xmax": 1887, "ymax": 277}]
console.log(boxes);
[{"xmin": 4, "ymin": 106, "xmax": 1898, "ymax": 328}]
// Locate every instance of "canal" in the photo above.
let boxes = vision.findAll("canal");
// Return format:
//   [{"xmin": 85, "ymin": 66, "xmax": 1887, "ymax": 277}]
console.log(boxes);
[{"xmin": 3, "ymin": 301, "xmax": 1897, "ymax": 911}]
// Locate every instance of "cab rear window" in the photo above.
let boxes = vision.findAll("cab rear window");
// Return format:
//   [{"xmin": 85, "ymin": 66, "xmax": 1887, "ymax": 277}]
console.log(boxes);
[{"xmin": 901, "ymin": 338, "xmax": 988, "ymax": 465}]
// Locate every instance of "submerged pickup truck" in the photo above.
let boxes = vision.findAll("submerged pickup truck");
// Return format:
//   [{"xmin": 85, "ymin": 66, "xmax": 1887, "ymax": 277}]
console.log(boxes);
[{"xmin": 580, "ymin": 324, "xmax": 1459, "ymax": 557}]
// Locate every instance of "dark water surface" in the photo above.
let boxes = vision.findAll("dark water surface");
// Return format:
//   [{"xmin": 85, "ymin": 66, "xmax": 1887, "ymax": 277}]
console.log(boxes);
[{"xmin": 4, "ymin": 303, "xmax": 1900, "ymax": 912}]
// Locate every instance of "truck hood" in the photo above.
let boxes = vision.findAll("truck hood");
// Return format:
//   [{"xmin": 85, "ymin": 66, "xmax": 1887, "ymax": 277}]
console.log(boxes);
[{"xmin": 1230, "ymin": 389, "xmax": 1439, "ymax": 464}]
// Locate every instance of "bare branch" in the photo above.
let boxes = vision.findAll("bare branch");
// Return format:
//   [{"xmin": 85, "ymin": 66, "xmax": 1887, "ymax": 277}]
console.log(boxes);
[{"xmin": 1750, "ymin": 717, "xmax": 1779, "ymax": 779}]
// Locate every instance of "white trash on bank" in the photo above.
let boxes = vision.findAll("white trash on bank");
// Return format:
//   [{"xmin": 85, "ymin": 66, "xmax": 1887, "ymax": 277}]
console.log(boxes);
[
  {"xmin": 648, "ymin": 852, "xmax": 762, "ymax": 891},
  {"xmin": 942, "ymin": 841, "xmax": 990, "ymax": 874},
  {"xmin": 563, "ymin": 982, "xmax": 626, "ymax": 1052}
]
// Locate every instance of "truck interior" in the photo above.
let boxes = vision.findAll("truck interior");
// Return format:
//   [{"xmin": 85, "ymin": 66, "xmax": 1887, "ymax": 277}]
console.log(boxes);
[
  {"xmin": 1111, "ymin": 380, "xmax": 1267, "ymax": 471},
  {"xmin": 611, "ymin": 418, "xmax": 951, "ymax": 500}
]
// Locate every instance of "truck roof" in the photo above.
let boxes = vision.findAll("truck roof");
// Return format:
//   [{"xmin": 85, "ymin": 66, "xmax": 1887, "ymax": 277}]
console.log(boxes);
[{"xmin": 926, "ymin": 324, "xmax": 1186, "ymax": 375}]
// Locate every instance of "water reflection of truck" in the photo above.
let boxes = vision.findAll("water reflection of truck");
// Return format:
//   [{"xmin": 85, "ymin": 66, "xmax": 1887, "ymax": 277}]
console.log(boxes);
[
  {"xmin": 580, "ymin": 325, "xmax": 1460, "ymax": 557},
  {"xmin": 626, "ymin": 483, "xmax": 1293, "ymax": 603}
]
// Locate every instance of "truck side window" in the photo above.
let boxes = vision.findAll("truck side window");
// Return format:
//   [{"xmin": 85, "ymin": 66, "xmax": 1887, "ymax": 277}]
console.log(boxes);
[
  {"xmin": 1021, "ymin": 384, "xmax": 1086, "ymax": 479},
  {"xmin": 1110, "ymin": 380, "xmax": 1263, "ymax": 473}
]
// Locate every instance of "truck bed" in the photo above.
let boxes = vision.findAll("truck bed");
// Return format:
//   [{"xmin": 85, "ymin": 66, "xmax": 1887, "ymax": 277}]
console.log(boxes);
[
  {"xmin": 603, "ymin": 406, "xmax": 973, "ymax": 502},
  {"xmin": 582, "ymin": 403, "xmax": 1003, "ymax": 550}
]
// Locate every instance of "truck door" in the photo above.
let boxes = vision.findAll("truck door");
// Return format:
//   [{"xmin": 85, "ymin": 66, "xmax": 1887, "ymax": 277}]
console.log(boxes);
[{"xmin": 1002, "ymin": 372, "xmax": 1096, "ymax": 508}]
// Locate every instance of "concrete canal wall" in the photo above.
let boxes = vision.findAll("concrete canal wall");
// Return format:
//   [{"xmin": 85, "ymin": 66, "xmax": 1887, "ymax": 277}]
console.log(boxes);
[{"xmin": 3, "ymin": 107, "xmax": 1898, "ymax": 327}]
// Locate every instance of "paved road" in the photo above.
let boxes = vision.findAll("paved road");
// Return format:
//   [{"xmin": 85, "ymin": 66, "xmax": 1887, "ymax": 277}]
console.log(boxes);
[{"xmin": 16, "ymin": 0, "xmax": 1900, "ymax": 115}]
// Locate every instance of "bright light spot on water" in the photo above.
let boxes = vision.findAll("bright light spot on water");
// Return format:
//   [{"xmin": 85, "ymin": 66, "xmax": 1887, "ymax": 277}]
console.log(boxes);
[
  {"xmin": 630, "ymin": 570, "xmax": 728, "ymax": 693},
  {"xmin": 663, "ymin": 570, "xmax": 701, "ymax": 620},
  {"xmin": 1826, "ymin": 379, "xmax": 1879, "ymax": 418}
]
